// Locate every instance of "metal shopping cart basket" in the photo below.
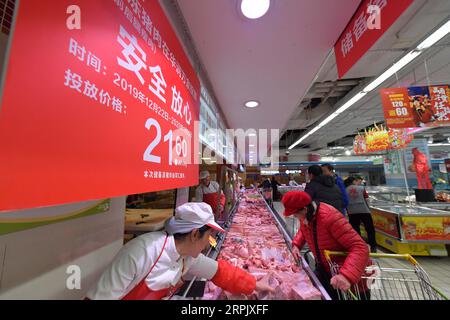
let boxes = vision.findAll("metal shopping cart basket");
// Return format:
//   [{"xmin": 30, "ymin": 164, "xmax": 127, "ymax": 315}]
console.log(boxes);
[{"xmin": 324, "ymin": 250, "xmax": 448, "ymax": 300}]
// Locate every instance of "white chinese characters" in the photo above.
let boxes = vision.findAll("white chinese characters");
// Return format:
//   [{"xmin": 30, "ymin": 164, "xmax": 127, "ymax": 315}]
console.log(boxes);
[{"xmin": 117, "ymin": 26, "xmax": 147, "ymax": 85}]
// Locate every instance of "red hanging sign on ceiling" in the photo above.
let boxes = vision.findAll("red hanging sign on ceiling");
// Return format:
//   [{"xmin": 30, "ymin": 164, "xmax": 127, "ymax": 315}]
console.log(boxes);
[
  {"xmin": 0, "ymin": 0, "xmax": 200, "ymax": 211},
  {"xmin": 381, "ymin": 85, "xmax": 450, "ymax": 128},
  {"xmin": 335, "ymin": 0, "xmax": 413, "ymax": 79}
]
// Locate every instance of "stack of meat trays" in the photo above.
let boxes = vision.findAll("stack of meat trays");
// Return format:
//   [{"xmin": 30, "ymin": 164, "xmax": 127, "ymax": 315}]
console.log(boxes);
[{"xmin": 203, "ymin": 190, "xmax": 322, "ymax": 300}]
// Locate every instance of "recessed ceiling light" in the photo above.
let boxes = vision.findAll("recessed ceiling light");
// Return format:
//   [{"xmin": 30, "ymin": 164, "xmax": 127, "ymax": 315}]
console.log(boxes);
[
  {"xmin": 241, "ymin": 0, "xmax": 270, "ymax": 20},
  {"xmin": 345, "ymin": 150, "xmax": 351, "ymax": 156},
  {"xmin": 245, "ymin": 100, "xmax": 259, "ymax": 108}
]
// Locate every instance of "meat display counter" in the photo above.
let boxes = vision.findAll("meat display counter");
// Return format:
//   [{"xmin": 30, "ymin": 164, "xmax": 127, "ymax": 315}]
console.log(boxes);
[
  {"xmin": 179, "ymin": 190, "xmax": 330, "ymax": 300},
  {"xmin": 278, "ymin": 185, "xmax": 305, "ymax": 196},
  {"xmin": 370, "ymin": 202, "xmax": 450, "ymax": 256}
]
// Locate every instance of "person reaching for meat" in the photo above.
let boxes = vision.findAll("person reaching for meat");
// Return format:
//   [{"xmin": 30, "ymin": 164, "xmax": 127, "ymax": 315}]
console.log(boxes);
[
  {"xmin": 86, "ymin": 202, "xmax": 274, "ymax": 300},
  {"xmin": 282, "ymin": 191, "xmax": 370, "ymax": 300}
]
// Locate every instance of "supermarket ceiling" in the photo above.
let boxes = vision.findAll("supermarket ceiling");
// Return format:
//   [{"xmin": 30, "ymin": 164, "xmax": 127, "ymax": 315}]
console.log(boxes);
[{"xmin": 176, "ymin": 0, "xmax": 361, "ymax": 131}]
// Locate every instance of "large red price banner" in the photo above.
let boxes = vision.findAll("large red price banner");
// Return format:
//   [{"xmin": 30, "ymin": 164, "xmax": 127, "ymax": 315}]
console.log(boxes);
[{"xmin": 0, "ymin": 0, "xmax": 200, "ymax": 211}]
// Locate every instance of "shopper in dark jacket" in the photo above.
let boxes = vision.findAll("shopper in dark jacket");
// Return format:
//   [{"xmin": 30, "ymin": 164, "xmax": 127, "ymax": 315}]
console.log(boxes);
[
  {"xmin": 322, "ymin": 164, "xmax": 348, "ymax": 214},
  {"xmin": 259, "ymin": 178, "xmax": 271, "ymax": 189},
  {"xmin": 305, "ymin": 165, "xmax": 344, "ymax": 213},
  {"xmin": 271, "ymin": 176, "xmax": 281, "ymax": 201}
]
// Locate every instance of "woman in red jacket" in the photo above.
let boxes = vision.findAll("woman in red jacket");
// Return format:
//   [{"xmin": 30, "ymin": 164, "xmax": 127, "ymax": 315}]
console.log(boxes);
[{"xmin": 282, "ymin": 191, "xmax": 370, "ymax": 300}]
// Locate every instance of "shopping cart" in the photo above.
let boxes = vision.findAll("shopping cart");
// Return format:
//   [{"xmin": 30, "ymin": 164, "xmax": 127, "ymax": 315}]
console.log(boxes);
[
  {"xmin": 324, "ymin": 250, "xmax": 448, "ymax": 300},
  {"xmin": 262, "ymin": 188, "xmax": 273, "ymax": 207}
]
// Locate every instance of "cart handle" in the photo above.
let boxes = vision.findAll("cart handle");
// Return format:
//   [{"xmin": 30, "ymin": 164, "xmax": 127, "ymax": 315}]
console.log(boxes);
[{"xmin": 324, "ymin": 250, "xmax": 418, "ymax": 266}]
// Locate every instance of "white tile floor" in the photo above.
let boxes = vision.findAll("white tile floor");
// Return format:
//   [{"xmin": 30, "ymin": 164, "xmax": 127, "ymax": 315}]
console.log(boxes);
[{"xmin": 272, "ymin": 201, "xmax": 450, "ymax": 300}]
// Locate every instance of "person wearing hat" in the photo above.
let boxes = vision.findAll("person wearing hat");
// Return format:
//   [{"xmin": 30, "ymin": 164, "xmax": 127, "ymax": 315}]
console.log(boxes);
[
  {"xmin": 86, "ymin": 202, "xmax": 273, "ymax": 300},
  {"xmin": 195, "ymin": 171, "xmax": 226, "ymax": 216},
  {"xmin": 282, "ymin": 191, "xmax": 370, "ymax": 300}
]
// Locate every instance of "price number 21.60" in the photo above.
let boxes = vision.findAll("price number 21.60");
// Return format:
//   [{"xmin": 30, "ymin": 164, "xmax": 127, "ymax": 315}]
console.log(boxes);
[{"xmin": 143, "ymin": 118, "xmax": 188, "ymax": 165}]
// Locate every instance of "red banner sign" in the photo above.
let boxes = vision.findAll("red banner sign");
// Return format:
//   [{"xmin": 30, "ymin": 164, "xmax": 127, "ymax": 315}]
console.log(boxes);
[
  {"xmin": 335, "ymin": 0, "xmax": 413, "ymax": 78},
  {"xmin": 0, "ymin": 0, "xmax": 200, "ymax": 211},
  {"xmin": 381, "ymin": 86, "xmax": 450, "ymax": 128}
]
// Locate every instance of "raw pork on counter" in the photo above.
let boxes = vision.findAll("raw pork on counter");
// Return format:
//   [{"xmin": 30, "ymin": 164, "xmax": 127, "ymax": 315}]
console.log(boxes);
[{"xmin": 203, "ymin": 190, "xmax": 322, "ymax": 300}]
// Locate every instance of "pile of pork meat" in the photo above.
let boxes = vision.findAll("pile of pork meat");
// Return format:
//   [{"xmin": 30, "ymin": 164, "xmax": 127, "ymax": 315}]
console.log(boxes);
[{"xmin": 203, "ymin": 190, "xmax": 322, "ymax": 300}]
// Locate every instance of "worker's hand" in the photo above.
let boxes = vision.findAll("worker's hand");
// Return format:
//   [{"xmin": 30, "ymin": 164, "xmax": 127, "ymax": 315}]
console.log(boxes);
[
  {"xmin": 255, "ymin": 280, "xmax": 275, "ymax": 293},
  {"xmin": 291, "ymin": 246, "xmax": 301, "ymax": 261},
  {"xmin": 330, "ymin": 274, "xmax": 351, "ymax": 291}
]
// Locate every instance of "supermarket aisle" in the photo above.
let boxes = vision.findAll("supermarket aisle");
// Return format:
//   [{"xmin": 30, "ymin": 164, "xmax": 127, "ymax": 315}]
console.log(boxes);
[{"xmin": 273, "ymin": 201, "xmax": 450, "ymax": 299}]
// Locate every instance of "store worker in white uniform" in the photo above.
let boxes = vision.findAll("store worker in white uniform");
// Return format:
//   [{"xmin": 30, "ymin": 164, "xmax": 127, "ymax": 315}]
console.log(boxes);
[
  {"xmin": 195, "ymin": 171, "xmax": 225, "ymax": 214},
  {"xmin": 86, "ymin": 202, "xmax": 273, "ymax": 300}
]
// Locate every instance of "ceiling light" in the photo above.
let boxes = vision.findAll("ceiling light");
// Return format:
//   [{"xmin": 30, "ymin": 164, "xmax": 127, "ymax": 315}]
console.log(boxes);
[
  {"xmin": 245, "ymin": 100, "xmax": 259, "ymax": 108},
  {"xmin": 289, "ymin": 19, "xmax": 450, "ymax": 150},
  {"xmin": 248, "ymin": 133, "xmax": 257, "ymax": 137},
  {"xmin": 429, "ymin": 143, "xmax": 450, "ymax": 146},
  {"xmin": 241, "ymin": 0, "xmax": 270, "ymax": 20},
  {"xmin": 362, "ymin": 51, "xmax": 421, "ymax": 93},
  {"xmin": 345, "ymin": 150, "xmax": 352, "ymax": 156},
  {"xmin": 417, "ymin": 20, "xmax": 450, "ymax": 50}
]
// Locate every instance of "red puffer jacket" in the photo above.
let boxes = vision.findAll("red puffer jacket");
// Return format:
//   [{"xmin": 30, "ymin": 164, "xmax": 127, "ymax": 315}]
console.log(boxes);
[{"xmin": 292, "ymin": 203, "xmax": 369, "ymax": 285}]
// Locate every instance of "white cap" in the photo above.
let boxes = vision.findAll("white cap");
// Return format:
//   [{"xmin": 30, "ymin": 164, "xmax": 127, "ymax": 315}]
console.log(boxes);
[
  {"xmin": 167, "ymin": 202, "xmax": 225, "ymax": 234},
  {"xmin": 200, "ymin": 171, "xmax": 210, "ymax": 180}
]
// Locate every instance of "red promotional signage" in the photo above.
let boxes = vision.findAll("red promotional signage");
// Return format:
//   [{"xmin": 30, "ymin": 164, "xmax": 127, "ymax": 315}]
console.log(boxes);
[
  {"xmin": 0, "ymin": 0, "xmax": 200, "ymax": 211},
  {"xmin": 381, "ymin": 87, "xmax": 417, "ymax": 128},
  {"xmin": 335, "ymin": 0, "xmax": 413, "ymax": 78},
  {"xmin": 381, "ymin": 86, "xmax": 450, "ymax": 128}
]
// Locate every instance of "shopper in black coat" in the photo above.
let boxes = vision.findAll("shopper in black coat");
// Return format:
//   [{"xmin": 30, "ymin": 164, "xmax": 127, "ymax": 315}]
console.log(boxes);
[
  {"xmin": 271, "ymin": 176, "xmax": 281, "ymax": 201},
  {"xmin": 305, "ymin": 165, "xmax": 344, "ymax": 213}
]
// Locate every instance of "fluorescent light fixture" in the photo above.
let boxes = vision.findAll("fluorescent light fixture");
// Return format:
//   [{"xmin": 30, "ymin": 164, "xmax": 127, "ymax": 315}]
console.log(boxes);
[
  {"xmin": 334, "ymin": 92, "xmax": 367, "ymax": 113},
  {"xmin": 429, "ymin": 143, "xmax": 450, "ymax": 146},
  {"xmin": 241, "ymin": 0, "xmax": 270, "ymax": 20},
  {"xmin": 202, "ymin": 158, "xmax": 211, "ymax": 160},
  {"xmin": 289, "ymin": 19, "xmax": 450, "ymax": 150},
  {"xmin": 417, "ymin": 20, "xmax": 450, "ymax": 50},
  {"xmin": 245, "ymin": 100, "xmax": 260, "ymax": 108},
  {"xmin": 362, "ymin": 51, "xmax": 421, "ymax": 93},
  {"xmin": 249, "ymin": 144, "xmax": 255, "ymax": 147},
  {"xmin": 248, "ymin": 133, "xmax": 257, "ymax": 137}
]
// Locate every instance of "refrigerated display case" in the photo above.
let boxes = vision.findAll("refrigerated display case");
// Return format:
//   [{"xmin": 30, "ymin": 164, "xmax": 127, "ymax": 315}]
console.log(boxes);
[
  {"xmin": 278, "ymin": 185, "xmax": 305, "ymax": 196},
  {"xmin": 369, "ymin": 203, "xmax": 450, "ymax": 256}
]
